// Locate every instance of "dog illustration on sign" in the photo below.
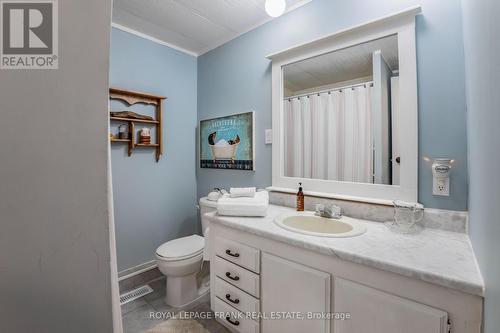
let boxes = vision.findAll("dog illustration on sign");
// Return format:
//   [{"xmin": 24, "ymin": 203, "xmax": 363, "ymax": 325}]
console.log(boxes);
[
  {"xmin": 199, "ymin": 111, "xmax": 254, "ymax": 170},
  {"xmin": 208, "ymin": 131, "xmax": 240, "ymax": 162}
]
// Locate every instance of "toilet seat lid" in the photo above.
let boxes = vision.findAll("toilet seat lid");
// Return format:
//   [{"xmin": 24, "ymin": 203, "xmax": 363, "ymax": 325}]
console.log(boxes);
[{"xmin": 156, "ymin": 235, "xmax": 205, "ymax": 260}]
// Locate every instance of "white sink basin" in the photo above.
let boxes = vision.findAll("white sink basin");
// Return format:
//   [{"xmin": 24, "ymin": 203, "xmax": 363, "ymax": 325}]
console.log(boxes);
[{"xmin": 274, "ymin": 212, "xmax": 367, "ymax": 238}]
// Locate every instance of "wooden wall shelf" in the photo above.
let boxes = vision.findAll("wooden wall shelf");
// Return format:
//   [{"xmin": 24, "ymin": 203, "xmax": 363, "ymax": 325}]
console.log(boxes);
[
  {"xmin": 135, "ymin": 143, "xmax": 160, "ymax": 147},
  {"xmin": 109, "ymin": 87, "xmax": 166, "ymax": 162},
  {"xmin": 110, "ymin": 116, "xmax": 160, "ymax": 124}
]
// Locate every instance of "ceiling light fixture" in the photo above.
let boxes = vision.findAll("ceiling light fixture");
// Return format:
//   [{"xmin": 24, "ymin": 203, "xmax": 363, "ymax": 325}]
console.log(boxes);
[{"xmin": 265, "ymin": 0, "xmax": 286, "ymax": 17}]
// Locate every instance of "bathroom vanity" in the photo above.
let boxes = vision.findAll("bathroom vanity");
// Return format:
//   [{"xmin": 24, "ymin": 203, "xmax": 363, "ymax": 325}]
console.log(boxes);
[
  {"xmin": 207, "ymin": 7, "xmax": 484, "ymax": 333},
  {"xmin": 207, "ymin": 205, "xmax": 483, "ymax": 333}
]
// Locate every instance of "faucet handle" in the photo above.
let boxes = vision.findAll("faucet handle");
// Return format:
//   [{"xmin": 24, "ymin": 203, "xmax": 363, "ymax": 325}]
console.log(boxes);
[
  {"xmin": 315, "ymin": 204, "xmax": 324, "ymax": 212},
  {"xmin": 327, "ymin": 204, "xmax": 342, "ymax": 219},
  {"xmin": 315, "ymin": 203, "xmax": 342, "ymax": 219}
]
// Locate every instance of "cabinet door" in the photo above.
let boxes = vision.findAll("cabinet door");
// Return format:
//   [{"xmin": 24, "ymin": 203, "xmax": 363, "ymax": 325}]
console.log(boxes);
[
  {"xmin": 334, "ymin": 278, "xmax": 448, "ymax": 333},
  {"xmin": 261, "ymin": 253, "xmax": 330, "ymax": 333}
]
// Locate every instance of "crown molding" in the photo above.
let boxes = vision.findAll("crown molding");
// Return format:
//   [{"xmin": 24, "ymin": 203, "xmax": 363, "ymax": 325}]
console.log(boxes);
[{"xmin": 111, "ymin": 22, "xmax": 199, "ymax": 57}]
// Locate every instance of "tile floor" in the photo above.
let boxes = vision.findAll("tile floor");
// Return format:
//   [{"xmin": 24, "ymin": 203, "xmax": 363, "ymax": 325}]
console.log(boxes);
[{"xmin": 121, "ymin": 277, "xmax": 230, "ymax": 333}]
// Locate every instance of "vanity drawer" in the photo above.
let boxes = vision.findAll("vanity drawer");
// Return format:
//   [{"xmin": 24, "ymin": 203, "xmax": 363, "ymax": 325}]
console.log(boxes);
[
  {"xmin": 214, "ymin": 297, "xmax": 260, "ymax": 333},
  {"xmin": 214, "ymin": 237, "xmax": 260, "ymax": 273},
  {"xmin": 214, "ymin": 256, "xmax": 260, "ymax": 298},
  {"xmin": 214, "ymin": 277, "xmax": 260, "ymax": 315}
]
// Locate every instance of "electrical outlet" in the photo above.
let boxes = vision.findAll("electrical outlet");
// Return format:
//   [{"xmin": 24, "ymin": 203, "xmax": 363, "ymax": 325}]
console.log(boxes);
[{"xmin": 433, "ymin": 178, "xmax": 450, "ymax": 196}]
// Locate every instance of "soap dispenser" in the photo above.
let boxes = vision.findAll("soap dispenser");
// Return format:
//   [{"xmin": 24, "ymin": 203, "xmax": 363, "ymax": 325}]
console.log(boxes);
[{"xmin": 297, "ymin": 182, "xmax": 304, "ymax": 211}]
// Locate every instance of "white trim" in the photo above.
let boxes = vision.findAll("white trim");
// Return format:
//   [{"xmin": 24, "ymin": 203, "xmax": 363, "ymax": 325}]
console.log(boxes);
[
  {"xmin": 198, "ymin": 0, "xmax": 314, "ymax": 55},
  {"xmin": 107, "ymin": 115, "xmax": 123, "ymax": 333},
  {"xmin": 118, "ymin": 260, "xmax": 158, "ymax": 282},
  {"xmin": 266, "ymin": 5, "xmax": 421, "ymax": 60},
  {"xmin": 111, "ymin": 22, "xmax": 199, "ymax": 57},
  {"xmin": 269, "ymin": 6, "xmax": 420, "ymax": 204}
]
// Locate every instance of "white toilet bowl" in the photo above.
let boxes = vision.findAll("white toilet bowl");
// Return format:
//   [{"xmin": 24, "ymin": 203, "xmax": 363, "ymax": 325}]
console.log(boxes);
[
  {"xmin": 155, "ymin": 235, "xmax": 205, "ymax": 308},
  {"xmin": 155, "ymin": 197, "xmax": 217, "ymax": 308}
]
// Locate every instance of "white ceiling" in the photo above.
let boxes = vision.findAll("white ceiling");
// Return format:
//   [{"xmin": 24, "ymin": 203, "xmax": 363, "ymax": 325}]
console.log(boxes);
[
  {"xmin": 284, "ymin": 35, "xmax": 399, "ymax": 94},
  {"xmin": 112, "ymin": 0, "xmax": 313, "ymax": 56}
]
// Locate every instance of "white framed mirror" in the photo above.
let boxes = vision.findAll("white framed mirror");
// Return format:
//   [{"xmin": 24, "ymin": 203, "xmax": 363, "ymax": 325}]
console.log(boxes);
[{"xmin": 267, "ymin": 7, "xmax": 421, "ymax": 204}]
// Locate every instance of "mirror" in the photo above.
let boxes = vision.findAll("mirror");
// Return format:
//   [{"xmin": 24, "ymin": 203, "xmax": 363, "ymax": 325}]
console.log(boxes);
[
  {"xmin": 269, "ymin": 8, "xmax": 419, "ymax": 203},
  {"xmin": 282, "ymin": 35, "xmax": 400, "ymax": 186}
]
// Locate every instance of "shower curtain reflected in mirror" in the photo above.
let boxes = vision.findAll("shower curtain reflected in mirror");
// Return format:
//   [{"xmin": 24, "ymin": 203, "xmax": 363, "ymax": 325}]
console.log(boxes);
[{"xmin": 284, "ymin": 85, "xmax": 374, "ymax": 183}]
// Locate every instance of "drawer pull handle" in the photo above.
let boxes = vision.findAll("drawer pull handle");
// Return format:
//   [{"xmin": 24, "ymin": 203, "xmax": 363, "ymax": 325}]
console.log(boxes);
[
  {"xmin": 225, "ymin": 249, "xmax": 240, "ymax": 257},
  {"xmin": 225, "ymin": 293, "xmax": 240, "ymax": 304},
  {"xmin": 226, "ymin": 316, "xmax": 240, "ymax": 326},
  {"xmin": 225, "ymin": 272, "xmax": 240, "ymax": 281}
]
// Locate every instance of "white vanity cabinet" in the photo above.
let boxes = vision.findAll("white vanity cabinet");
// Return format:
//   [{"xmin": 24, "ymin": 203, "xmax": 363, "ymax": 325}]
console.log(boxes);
[
  {"xmin": 260, "ymin": 254, "xmax": 449, "ymax": 333},
  {"xmin": 211, "ymin": 237, "xmax": 261, "ymax": 333},
  {"xmin": 261, "ymin": 253, "xmax": 331, "ymax": 333},
  {"xmin": 209, "ymin": 222, "xmax": 483, "ymax": 333},
  {"xmin": 334, "ymin": 278, "xmax": 449, "ymax": 333}
]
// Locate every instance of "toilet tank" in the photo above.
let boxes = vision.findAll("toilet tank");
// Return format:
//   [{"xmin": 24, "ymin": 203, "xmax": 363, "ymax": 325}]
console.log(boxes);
[{"xmin": 199, "ymin": 197, "xmax": 217, "ymax": 236}]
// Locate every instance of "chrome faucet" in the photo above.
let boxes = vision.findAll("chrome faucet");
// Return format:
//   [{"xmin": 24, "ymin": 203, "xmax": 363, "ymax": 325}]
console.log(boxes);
[{"xmin": 315, "ymin": 204, "xmax": 342, "ymax": 219}]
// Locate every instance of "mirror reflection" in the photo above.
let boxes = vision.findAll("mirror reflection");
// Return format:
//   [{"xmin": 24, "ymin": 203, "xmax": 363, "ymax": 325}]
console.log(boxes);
[{"xmin": 283, "ymin": 35, "xmax": 400, "ymax": 185}]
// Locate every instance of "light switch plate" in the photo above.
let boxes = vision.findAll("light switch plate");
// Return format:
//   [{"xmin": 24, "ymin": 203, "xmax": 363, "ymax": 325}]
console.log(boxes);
[{"xmin": 265, "ymin": 129, "xmax": 272, "ymax": 144}]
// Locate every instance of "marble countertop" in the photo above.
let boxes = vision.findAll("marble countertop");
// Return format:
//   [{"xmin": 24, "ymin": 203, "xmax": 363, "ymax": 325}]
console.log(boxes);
[{"xmin": 207, "ymin": 205, "xmax": 484, "ymax": 297}]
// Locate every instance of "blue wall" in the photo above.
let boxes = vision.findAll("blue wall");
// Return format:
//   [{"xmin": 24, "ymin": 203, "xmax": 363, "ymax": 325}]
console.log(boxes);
[
  {"xmin": 462, "ymin": 0, "xmax": 500, "ymax": 331},
  {"xmin": 197, "ymin": 0, "xmax": 468, "ymax": 211},
  {"xmin": 110, "ymin": 28, "xmax": 198, "ymax": 271}
]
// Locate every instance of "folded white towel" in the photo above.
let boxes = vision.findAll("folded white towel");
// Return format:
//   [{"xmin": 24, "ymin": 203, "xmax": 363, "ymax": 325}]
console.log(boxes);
[
  {"xmin": 217, "ymin": 190, "xmax": 269, "ymax": 217},
  {"xmin": 229, "ymin": 187, "xmax": 256, "ymax": 198},
  {"xmin": 207, "ymin": 191, "xmax": 221, "ymax": 201}
]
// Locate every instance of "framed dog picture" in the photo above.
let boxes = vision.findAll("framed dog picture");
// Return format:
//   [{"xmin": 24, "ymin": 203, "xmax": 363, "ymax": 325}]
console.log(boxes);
[{"xmin": 199, "ymin": 112, "xmax": 255, "ymax": 170}]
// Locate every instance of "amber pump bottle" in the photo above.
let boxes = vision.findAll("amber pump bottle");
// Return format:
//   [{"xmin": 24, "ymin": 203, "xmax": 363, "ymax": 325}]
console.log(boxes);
[{"xmin": 297, "ymin": 182, "xmax": 304, "ymax": 211}]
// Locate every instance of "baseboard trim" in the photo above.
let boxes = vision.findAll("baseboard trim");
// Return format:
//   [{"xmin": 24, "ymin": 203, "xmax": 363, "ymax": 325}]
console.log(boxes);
[{"xmin": 118, "ymin": 260, "xmax": 157, "ymax": 282}]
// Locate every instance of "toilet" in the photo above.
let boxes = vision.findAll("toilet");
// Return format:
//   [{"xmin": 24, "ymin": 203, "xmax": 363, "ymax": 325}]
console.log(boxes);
[{"xmin": 155, "ymin": 196, "xmax": 217, "ymax": 308}]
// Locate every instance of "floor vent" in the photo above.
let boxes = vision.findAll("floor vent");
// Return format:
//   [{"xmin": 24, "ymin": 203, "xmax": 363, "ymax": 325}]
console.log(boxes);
[{"xmin": 120, "ymin": 284, "xmax": 154, "ymax": 305}]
